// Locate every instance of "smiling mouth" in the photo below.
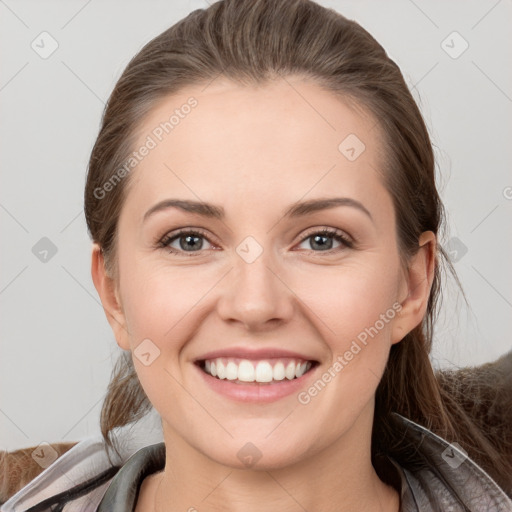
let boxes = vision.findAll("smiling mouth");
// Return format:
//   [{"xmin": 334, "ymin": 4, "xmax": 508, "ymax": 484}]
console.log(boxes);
[{"xmin": 195, "ymin": 357, "xmax": 319, "ymax": 385}]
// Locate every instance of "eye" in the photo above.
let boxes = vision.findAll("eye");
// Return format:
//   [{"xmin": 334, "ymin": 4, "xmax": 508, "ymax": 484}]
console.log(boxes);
[
  {"xmin": 157, "ymin": 227, "xmax": 353, "ymax": 257},
  {"xmin": 295, "ymin": 228, "xmax": 353, "ymax": 253},
  {"xmin": 158, "ymin": 229, "xmax": 215, "ymax": 256}
]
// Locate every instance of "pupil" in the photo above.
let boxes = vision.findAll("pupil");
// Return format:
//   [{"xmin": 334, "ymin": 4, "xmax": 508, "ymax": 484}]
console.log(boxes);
[
  {"xmin": 312, "ymin": 234, "xmax": 332, "ymax": 251},
  {"xmin": 181, "ymin": 235, "xmax": 202, "ymax": 251},
  {"xmin": 178, "ymin": 234, "xmax": 333, "ymax": 252}
]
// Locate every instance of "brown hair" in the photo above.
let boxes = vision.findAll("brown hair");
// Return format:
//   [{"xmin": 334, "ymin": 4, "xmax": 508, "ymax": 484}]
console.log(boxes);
[{"xmin": 84, "ymin": 0, "xmax": 512, "ymax": 490}]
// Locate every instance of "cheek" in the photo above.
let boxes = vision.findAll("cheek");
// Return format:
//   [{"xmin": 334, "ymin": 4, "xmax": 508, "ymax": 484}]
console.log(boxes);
[
  {"xmin": 118, "ymin": 262, "xmax": 207, "ymax": 412},
  {"xmin": 300, "ymin": 258, "xmax": 400, "ymax": 342},
  {"xmin": 120, "ymin": 246, "xmax": 401, "ymax": 353},
  {"xmin": 297, "ymin": 259, "xmax": 400, "ymax": 403},
  {"xmin": 290, "ymin": 268, "xmax": 398, "ymax": 421},
  {"xmin": 119, "ymin": 250, "xmax": 208, "ymax": 342}
]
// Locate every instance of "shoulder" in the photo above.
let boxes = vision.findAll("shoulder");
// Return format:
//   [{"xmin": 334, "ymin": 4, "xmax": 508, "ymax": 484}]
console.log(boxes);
[
  {"xmin": 1, "ymin": 410, "xmax": 164, "ymax": 512},
  {"xmin": 97, "ymin": 442, "xmax": 165, "ymax": 511},
  {"xmin": 0, "ymin": 436, "xmax": 121, "ymax": 512},
  {"xmin": 0, "ymin": 442, "xmax": 78, "ymax": 504},
  {"xmin": 388, "ymin": 413, "xmax": 512, "ymax": 512}
]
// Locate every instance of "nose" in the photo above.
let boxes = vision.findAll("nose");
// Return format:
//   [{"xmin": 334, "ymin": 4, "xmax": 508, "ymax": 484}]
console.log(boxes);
[{"xmin": 216, "ymin": 245, "xmax": 295, "ymax": 331}]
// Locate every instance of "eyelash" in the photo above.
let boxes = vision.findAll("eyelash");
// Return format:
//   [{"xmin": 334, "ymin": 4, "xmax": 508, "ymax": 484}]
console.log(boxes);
[{"xmin": 156, "ymin": 227, "xmax": 354, "ymax": 257}]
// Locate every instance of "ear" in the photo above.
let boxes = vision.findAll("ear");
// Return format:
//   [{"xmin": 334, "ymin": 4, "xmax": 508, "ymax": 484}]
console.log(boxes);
[
  {"xmin": 391, "ymin": 231, "xmax": 436, "ymax": 344},
  {"xmin": 90, "ymin": 243, "xmax": 131, "ymax": 350}
]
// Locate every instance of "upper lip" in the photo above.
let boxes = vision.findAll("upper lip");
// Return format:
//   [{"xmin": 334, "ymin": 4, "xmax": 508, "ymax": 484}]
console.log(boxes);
[{"xmin": 194, "ymin": 347, "xmax": 318, "ymax": 362}]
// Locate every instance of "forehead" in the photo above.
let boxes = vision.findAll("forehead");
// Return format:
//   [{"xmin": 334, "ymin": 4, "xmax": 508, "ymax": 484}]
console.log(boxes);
[{"xmin": 122, "ymin": 76, "xmax": 391, "ymax": 223}]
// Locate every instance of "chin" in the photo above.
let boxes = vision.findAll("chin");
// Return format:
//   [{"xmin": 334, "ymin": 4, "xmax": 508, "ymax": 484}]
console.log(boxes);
[{"xmin": 202, "ymin": 436, "xmax": 311, "ymax": 471}]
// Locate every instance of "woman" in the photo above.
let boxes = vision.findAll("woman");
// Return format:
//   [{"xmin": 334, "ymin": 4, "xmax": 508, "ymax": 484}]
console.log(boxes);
[{"xmin": 3, "ymin": 0, "xmax": 511, "ymax": 510}]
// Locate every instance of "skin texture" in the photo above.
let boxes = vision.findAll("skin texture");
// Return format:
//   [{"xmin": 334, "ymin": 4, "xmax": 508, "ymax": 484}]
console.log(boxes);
[{"xmin": 92, "ymin": 76, "xmax": 436, "ymax": 512}]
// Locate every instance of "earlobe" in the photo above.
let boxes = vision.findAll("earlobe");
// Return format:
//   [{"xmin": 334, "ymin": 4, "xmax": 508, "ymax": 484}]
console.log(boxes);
[
  {"xmin": 90, "ymin": 244, "xmax": 131, "ymax": 350},
  {"xmin": 391, "ymin": 231, "xmax": 436, "ymax": 344}
]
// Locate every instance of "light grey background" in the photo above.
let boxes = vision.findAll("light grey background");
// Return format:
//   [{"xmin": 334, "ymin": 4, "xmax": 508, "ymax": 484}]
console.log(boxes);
[{"xmin": 1, "ymin": 0, "xmax": 511, "ymax": 451}]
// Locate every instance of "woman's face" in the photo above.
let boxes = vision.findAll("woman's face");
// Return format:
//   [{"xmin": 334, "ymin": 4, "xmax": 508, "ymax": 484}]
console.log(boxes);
[{"xmin": 99, "ymin": 76, "xmax": 418, "ymax": 469}]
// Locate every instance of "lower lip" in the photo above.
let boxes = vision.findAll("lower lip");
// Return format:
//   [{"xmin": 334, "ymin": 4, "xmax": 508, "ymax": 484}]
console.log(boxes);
[{"xmin": 194, "ymin": 362, "xmax": 318, "ymax": 403}]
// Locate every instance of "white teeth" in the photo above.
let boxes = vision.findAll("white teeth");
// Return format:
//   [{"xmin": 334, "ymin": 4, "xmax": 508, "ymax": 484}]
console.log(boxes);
[
  {"xmin": 285, "ymin": 361, "xmax": 296, "ymax": 380},
  {"xmin": 201, "ymin": 357, "xmax": 313, "ymax": 383},
  {"xmin": 255, "ymin": 361, "xmax": 273, "ymax": 382},
  {"xmin": 216, "ymin": 360, "xmax": 226, "ymax": 379},
  {"xmin": 225, "ymin": 361, "xmax": 238, "ymax": 380},
  {"xmin": 296, "ymin": 361, "xmax": 308, "ymax": 378},
  {"xmin": 273, "ymin": 362, "xmax": 285, "ymax": 381},
  {"xmin": 238, "ymin": 360, "xmax": 255, "ymax": 382}
]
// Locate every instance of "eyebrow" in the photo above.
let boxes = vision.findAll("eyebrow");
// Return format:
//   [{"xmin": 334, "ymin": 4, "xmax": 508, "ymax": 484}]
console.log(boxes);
[{"xmin": 142, "ymin": 197, "xmax": 373, "ymax": 223}]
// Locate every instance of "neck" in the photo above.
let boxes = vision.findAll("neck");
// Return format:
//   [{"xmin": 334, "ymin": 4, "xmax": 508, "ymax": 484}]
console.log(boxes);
[{"xmin": 152, "ymin": 404, "xmax": 399, "ymax": 512}]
